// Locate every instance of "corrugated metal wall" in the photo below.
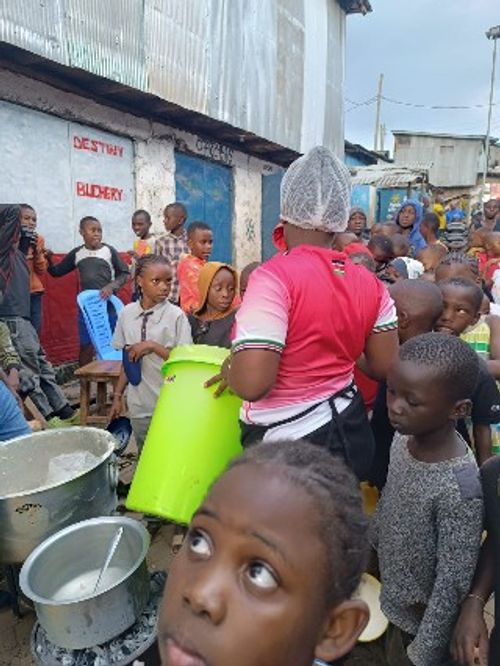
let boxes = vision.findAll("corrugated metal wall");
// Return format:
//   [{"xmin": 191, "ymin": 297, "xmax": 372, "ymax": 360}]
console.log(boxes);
[
  {"xmin": 394, "ymin": 135, "xmax": 482, "ymax": 188},
  {"xmin": 0, "ymin": 0, "xmax": 346, "ymax": 155}
]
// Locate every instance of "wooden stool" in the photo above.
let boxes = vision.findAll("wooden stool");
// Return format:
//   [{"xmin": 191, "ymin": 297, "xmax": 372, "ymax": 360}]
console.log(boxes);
[{"xmin": 75, "ymin": 360, "xmax": 122, "ymax": 426}]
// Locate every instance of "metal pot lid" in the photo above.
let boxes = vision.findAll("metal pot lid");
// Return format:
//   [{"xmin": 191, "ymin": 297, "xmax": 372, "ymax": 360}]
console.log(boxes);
[{"xmin": 0, "ymin": 427, "xmax": 116, "ymax": 499}]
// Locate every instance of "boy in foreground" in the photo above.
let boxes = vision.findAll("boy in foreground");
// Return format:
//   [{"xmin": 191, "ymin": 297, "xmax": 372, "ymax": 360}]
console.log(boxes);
[{"xmin": 373, "ymin": 333, "xmax": 484, "ymax": 665}]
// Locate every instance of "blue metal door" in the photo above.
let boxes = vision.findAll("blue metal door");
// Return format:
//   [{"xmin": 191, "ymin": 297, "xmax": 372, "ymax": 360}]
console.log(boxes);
[
  {"xmin": 261, "ymin": 170, "xmax": 284, "ymax": 261},
  {"xmin": 175, "ymin": 151, "xmax": 233, "ymax": 264}
]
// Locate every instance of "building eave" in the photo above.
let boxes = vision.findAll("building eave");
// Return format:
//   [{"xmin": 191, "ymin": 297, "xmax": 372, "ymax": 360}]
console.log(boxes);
[
  {"xmin": 0, "ymin": 41, "xmax": 301, "ymax": 167},
  {"xmin": 345, "ymin": 140, "xmax": 392, "ymax": 164},
  {"xmin": 340, "ymin": 0, "xmax": 373, "ymax": 15}
]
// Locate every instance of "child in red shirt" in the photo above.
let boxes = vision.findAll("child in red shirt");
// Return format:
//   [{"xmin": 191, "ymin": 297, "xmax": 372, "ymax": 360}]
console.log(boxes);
[
  {"xmin": 178, "ymin": 222, "xmax": 213, "ymax": 313},
  {"xmin": 482, "ymin": 231, "xmax": 500, "ymax": 285},
  {"xmin": 467, "ymin": 227, "xmax": 488, "ymax": 275}
]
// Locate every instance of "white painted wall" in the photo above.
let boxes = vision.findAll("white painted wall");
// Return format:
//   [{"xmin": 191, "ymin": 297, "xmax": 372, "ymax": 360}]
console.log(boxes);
[
  {"xmin": 0, "ymin": 0, "xmax": 347, "ymax": 155},
  {"xmin": 0, "ymin": 70, "xmax": 279, "ymax": 266}
]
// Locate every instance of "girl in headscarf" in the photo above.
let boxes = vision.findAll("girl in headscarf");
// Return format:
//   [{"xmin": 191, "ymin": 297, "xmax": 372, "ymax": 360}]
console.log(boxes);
[
  {"xmin": 393, "ymin": 199, "xmax": 427, "ymax": 257},
  {"xmin": 188, "ymin": 262, "xmax": 239, "ymax": 349},
  {"xmin": 208, "ymin": 147, "xmax": 399, "ymax": 481}
]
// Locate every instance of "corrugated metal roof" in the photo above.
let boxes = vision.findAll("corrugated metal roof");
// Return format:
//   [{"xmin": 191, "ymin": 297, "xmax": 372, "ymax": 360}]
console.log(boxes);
[
  {"xmin": 393, "ymin": 130, "xmax": 499, "ymax": 144},
  {"xmin": 65, "ymin": 0, "xmax": 147, "ymax": 89},
  {"xmin": 0, "ymin": 0, "xmax": 351, "ymax": 156},
  {"xmin": 350, "ymin": 164, "xmax": 431, "ymax": 187}
]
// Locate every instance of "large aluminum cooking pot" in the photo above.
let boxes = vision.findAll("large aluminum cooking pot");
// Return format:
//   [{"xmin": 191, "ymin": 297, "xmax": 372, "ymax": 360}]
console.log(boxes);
[
  {"xmin": 0, "ymin": 427, "xmax": 118, "ymax": 563},
  {"xmin": 20, "ymin": 517, "xmax": 150, "ymax": 649}
]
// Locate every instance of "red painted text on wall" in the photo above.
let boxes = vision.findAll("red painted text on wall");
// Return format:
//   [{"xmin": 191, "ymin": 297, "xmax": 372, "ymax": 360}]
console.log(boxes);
[
  {"xmin": 76, "ymin": 182, "xmax": 124, "ymax": 201},
  {"xmin": 73, "ymin": 135, "xmax": 124, "ymax": 157}
]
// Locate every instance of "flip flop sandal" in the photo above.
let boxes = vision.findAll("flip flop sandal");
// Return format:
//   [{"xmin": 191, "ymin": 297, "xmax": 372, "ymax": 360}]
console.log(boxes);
[{"xmin": 171, "ymin": 528, "xmax": 187, "ymax": 555}]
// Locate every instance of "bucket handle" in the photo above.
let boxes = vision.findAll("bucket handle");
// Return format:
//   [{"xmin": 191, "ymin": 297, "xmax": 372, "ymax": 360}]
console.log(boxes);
[{"xmin": 108, "ymin": 459, "xmax": 119, "ymax": 490}]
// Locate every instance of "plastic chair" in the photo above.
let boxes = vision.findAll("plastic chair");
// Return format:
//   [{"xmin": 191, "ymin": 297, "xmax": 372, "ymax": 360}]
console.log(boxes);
[{"xmin": 77, "ymin": 290, "xmax": 124, "ymax": 361}]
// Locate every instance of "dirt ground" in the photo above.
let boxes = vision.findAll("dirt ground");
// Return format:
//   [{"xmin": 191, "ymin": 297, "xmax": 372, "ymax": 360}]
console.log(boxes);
[
  {"xmin": 0, "ymin": 433, "xmax": 386, "ymax": 666},
  {"xmin": 0, "ymin": 545, "xmax": 495, "ymax": 666},
  {"xmin": 0, "ymin": 420, "xmax": 495, "ymax": 666},
  {"xmin": 0, "ymin": 432, "xmax": 175, "ymax": 666}
]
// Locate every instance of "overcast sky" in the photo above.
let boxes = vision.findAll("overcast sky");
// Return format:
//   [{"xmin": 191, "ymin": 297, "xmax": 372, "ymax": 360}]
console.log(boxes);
[{"xmin": 345, "ymin": 0, "xmax": 500, "ymax": 153}]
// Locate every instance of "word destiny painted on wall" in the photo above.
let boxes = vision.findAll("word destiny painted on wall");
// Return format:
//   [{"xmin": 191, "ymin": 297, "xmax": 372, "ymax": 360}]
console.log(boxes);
[
  {"xmin": 73, "ymin": 136, "xmax": 124, "ymax": 157},
  {"xmin": 76, "ymin": 182, "xmax": 124, "ymax": 201}
]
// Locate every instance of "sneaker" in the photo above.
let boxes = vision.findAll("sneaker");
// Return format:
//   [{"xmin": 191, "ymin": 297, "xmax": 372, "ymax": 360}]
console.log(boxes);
[
  {"xmin": 66, "ymin": 409, "xmax": 80, "ymax": 425},
  {"xmin": 46, "ymin": 416, "xmax": 74, "ymax": 429}
]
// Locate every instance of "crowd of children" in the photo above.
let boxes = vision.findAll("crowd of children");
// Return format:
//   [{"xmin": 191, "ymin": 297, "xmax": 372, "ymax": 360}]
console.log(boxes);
[{"xmin": 3, "ymin": 147, "xmax": 500, "ymax": 665}]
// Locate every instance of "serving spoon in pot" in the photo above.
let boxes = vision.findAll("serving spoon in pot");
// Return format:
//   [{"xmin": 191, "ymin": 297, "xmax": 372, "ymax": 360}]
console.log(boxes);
[{"xmin": 93, "ymin": 526, "xmax": 124, "ymax": 594}]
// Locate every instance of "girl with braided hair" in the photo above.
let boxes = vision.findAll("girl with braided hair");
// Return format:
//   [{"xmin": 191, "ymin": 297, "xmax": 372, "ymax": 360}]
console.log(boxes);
[
  {"xmin": 158, "ymin": 439, "xmax": 370, "ymax": 666},
  {"xmin": 109, "ymin": 254, "xmax": 191, "ymax": 452}
]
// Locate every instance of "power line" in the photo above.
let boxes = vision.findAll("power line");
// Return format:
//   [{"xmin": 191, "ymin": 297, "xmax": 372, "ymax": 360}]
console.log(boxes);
[
  {"xmin": 345, "ymin": 96, "xmax": 377, "ymax": 111},
  {"xmin": 381, "ymin": 95, "xmax": 498, "ymax": 110},
  {"xmin": 345, "ymin": 94, "xmax": 499, "ymax": 111}
]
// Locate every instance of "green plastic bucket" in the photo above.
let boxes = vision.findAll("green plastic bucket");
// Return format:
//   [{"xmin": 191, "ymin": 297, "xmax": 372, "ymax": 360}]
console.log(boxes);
[{"xmin": 125, "ymin": 345, "xmax": 242, "ymax": 523}]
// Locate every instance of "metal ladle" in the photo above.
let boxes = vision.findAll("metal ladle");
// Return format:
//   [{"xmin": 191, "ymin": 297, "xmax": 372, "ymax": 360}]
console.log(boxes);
[{"xmin": 93, "ymin": 526, "xmax": 124, "ymax": 593}]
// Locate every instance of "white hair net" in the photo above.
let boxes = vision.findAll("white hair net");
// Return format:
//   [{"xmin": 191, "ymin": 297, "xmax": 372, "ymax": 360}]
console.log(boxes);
[{"xmin": 280, "ymin": 146, "xmax": 351, "ymax": 233}]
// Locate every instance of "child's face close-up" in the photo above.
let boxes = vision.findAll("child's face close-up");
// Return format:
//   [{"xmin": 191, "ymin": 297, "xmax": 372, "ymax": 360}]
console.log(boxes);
[
  {"xmin": 20, "ymin": 207, "xmax": 37, "ymax": 231},
  {"xmin": 417, "ymin": 248, "xmax": 442, "ymax": 273},
  {"xmin": 384, "ymin": 264, "xmax": 405, "ymax": 283},
  {"xmin": 158, "ymin": 463, "xmax": 354, "ymax": 666},
  {"xmin": 485, "ymin": 233, "xmax": 500, "ymax": 258},
  {"xmin": 80, "ymin": 221, "xmax": 102, "ymax": 249},
  {"xmin": 207, "ymin": 268, "xmax": 235, "ymax": 313},
  {"xmin": 397, "ymin": 205, "xmax": 416, "ymax": 229},
  {"xmin": 189, "ymin": 230, "xmax": 214, "ymax": 260},
  {"xmin": 138, "ymin": 263, "xmax": 173, "ymax": 305},
  {"xmin": 387, "ymin": 359, "xmax": 457, "ymax": 436},
  {"xmin": 164, "ymin": 208, "xmax": 185, "ymax": 233},
  {"xmin": 468, "ymin": 229, "xmax": 484, "ymax": 249},
  {"xmin": 334, "ymin": 232, "xmax": 358, "ymax": 251},
  {"xmin": 484, "ymin": 200, "xmax": 499, "ymax": 221},
  {"xmin": 132, "ymin": 214, "xmax": 151, "ymax": 239},
  {"xmin": 369, "ymin": 246, "xmax": 391, "ymax": 270},
  {"xmin": 435, "ymin": 286, "xmax": 480, "ymax": 336},
  {"xmin": 347, "ymin": 212, "xmax": 366, "ymax": 235}
]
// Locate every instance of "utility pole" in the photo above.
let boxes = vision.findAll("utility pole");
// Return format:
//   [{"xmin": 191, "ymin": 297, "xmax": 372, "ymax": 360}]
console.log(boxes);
[
  {"xmin": 380, "ymin": 123, "xmax": 387, "ymax": 152},
  {"xmin": 481, "ymin": 26, "xmax": 500, "ymax": 203},
  {"xmin": 373, "ymin": 73, "xmax": 384, "ymax": 152}
]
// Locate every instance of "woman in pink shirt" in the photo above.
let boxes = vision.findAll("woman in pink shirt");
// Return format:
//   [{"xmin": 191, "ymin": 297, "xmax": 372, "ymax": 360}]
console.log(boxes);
[{"xmin": 213, "ymin": 147, "xmax": 398, "ymax": 480}]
